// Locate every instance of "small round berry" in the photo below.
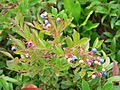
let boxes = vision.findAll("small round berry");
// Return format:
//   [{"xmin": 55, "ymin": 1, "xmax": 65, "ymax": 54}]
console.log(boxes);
[
  {"xmin": 87, "ymin": 62, "xmax": 91, "ymax": 67},
  {"xmin": 79, "ymin": 60, "xmax": 84, "ymax": 64},
  {"xmin": 102, "ymin": 68, "xmax": 106, "ymax": 71},
  {"xmin": 68, "ymin": 58, "xmax": 73, "ymax": 63},
  {"xmin": 94, "ymin": 61, "xmax": 99, "ymax": 65},
  {"xmin": 40, "ymin": 14, "xmax": 45, "ymax": 19},
  {"xmin": 100, "ymin": 58, "xmax": 104, "ymax": 64},
  {"xmin": 11, "ymin": 46, "xmax": 17, "ymax": 51},
  {"xmin": 44, "ymin": 20, "xmax": 49, "ymax": 25},
  {"xmin": 43, "ymin": 12, "xmax": 48, "ymax": 17},
  {"xmin": 27, "ymin": 41, "xmax": 34, "ymax": 48},
  {"xmin": 57, "ymin": 17, "xmax": 62, "ymax": 22},
  {"xmin": 25, "ymin": 53, "xmax": 29, "ymax": 58},
  {"xmin": 88, "ymin": 59, "xmax": 93, "ymax": 63},
  {"xmin": 98, "ymin": 62, "xmax": 101, "ymax": 65},
  {"xmin": 91, "ymin": 48, "xmax": 97, "ymax": 53},
  {"xmin": 96, "ymin": 57, "xmax": 100, "ymax": 61},
  {"xmin": 71, "ymin": 56, "xmax": 78, "ymax": 61},
  {"xmin": 46, "ymin": 23, "xmax": 51, "ymax": 29},
  {"xmin": 92, "ymin": 74, "xmax": 96, "ymax": 79},
  {"xmin": 102, "ymin": 72, "xmax": 107, "ymax": 76}
]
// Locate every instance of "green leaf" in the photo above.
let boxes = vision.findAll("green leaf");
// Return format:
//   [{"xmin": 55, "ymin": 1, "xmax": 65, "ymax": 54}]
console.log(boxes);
[
  {"xmin": 65, "ymin": 36, "xmax": 74, "ymax": 48},
  {"xmin": 8, "ymin": 83, "xmax": 13, "ymax": 90},
  {"xmin": 33, "ymin": 21, "xmax": 43, "ymax": 30},
  {"xmin": 9, "ymin": 35, "xmax": 25, "ymax": 49},
  {"xmin": 61, "ymin": 80, "xmax": 73, "ymax": 89},
  {"xmin": 0, "ymin": 62, "xmax": 6, "ymax": 68},
  {"xmin": 95, "ymin": 6, "xmax": 108, "ymax": 14},
  {"xmin": 80, "ymin": 11, "xmax": 93, "ymax": 27},
  {"xmin": 110, "ymin": 17, "xmax": 116, "ymax": 29},
  {"xmin": 102, "ymin": 50, "xmax": 110, "ymax": 67},
  {"xmin": 90, "ymin": 78, "xmax": 99, "ymax": 87},
  {"xmin": 86, "ymin": 23, "xmax": 99, "ymax": 31},
  {"xmin": 24, "ymin": 24, "xmax": 31, "ymax": 39},
  {"xmin": 0, "ymin": 75, "xmax": 18, "ymax": 83},
  {"xmin": 72, "ymin": 30, "xmax": 80, "ymax": 44},
  {"xmin": 110, "ymin": 37, "xmax": 116, "ymax": 52},
  {"xmin": 0, "ymin": 51, "xmax": 14, "ymax": 59},
  {"xmin": 106, "ymin": 76, "xmax": 120, "ymax": 84},
  {"xmin": 64, "ymin": 0, "xmax": 81, "ymax": 23},
  {"xmin": 112, "ymin": 86, "xmax": 120, "ymax": 90},
  {"xmin": 104, "ymin": 32, "xmax": 113, "ymax": 38},
  {"xmin": 97, "ymin": 86, "xmax": 102, "ymax": 90},
  {"xmin": 54, "ymin": 46, "xmax": 64, "ymax": 55},
  {"xmin": 103, "ymin": 83, "xmax": 113, "ymax": 90},
  {"xmin": 106, "ymin": 63, "xmax": 113, "ymax": 71},
  {"xmin": 96, "ymin": 40, "xmax": 104, "ymax": 48},
  {"xmin": 93, "ymin": 38, "xmax": 99, "ymax": 48},
  {"xmin": 52, "ymin": 7, "xmax": 58, "ymax": 15},
  {"xmin": 101, "ymin": 15, "xmax": 107, "ymax": 23},
  {"xmin": 80, "ymin": 69, "xmax": 86, "ymax": 78},
  {"xmin": 82, "ymin": 79, "xmax": 90, "ymax": 90},
  {"xmin": 115, "ymin": 20, "xmax": 120, "ymax": 26},
  {"xmin": 0, "ymin": 80, "xmax": 9, "ymax": 90},
  {"xmin": 79, "ymin": 38, "xmax": 90, "ymax": 51}
]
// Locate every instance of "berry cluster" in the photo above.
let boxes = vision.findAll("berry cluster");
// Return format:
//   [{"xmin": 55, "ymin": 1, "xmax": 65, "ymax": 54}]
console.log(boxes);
[
  {"xmin": 40, "ymin": 11, "xmax": 61, "ymax": 30},
  {"xmin": 66, "ymin": 48, "xmax": 107, "ymax": 79}
]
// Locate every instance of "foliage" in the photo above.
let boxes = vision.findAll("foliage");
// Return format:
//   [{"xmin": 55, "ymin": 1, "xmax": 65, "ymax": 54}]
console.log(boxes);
[{"xmin": 0, "ymin": 0, "xmax": 120, "ymax": 89}]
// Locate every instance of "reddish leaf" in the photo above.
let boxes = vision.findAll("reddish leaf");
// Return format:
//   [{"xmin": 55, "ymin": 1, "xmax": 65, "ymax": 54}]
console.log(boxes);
[{"xmin": 112, "ymin": 61, "xmax": 119, "ymax": 76}]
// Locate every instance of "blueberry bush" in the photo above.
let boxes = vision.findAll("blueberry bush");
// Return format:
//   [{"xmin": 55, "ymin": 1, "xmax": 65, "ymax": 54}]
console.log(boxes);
[{"xmin": 0, "ymin": 0, "xmax": 120, "ymax": 90}]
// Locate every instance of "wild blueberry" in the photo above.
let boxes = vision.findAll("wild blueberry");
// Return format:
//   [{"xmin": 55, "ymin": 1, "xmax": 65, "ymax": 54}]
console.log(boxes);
[
  {"xmin": 71, "ymin": 56, "xmax": 78, "ymax": 61},
  {"xmin": 43, "ymin": 12, "xmax": 48, "ymax": 17},
  {"xmin": 46, "ymin": 23, "xmax": 51, "ymax": 29},
  {"xmin": 27, "ymin": 41, "xmax": 34, "ymax": 48},
  {"xmin": 68, "ymin": 58, "xmax": 73, "ymax": 63},
  {"xmin": 44, "ymin": 20, "xmax": 49, "ymax": 25},
  {"xmin": 57, "ymin": 17, "xmax": 61, "ymax": 22},
  {"xmin": 40, "ymin": 14, "xmax": 45, "ymax": 19},
  {"xmin": 11, "ymin": 46, "xmax": 17, "ymax": 51},
  {"xmin": 91, "ymin": 48, "xmax": 97, "ymax": 53},
  {"xmin": 102, "ymin": 72, "xmax": 107, "ymax": 77},
  {"xmin": 100, "ymin": 58, "xmax": 104, "ymax": 64},
  {"xmin": 92, "ymin": 74, "xmax": 96, "ymax": 79}
]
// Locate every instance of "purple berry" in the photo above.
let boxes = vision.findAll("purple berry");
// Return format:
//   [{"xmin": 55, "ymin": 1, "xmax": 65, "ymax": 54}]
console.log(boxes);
[
  {"xmin": 71, "ymin": 56, "xmax": 78, "ymax": 61},
  {"xmin": 100, "ymin": 58, "xmax": 104, "ymax": 64},
  {"xmin": 11, "ymin": 46, "xmax": 17, "ymax": 51},
  {"xmin": 102, "ymin": 72, "xmax": 107, "ymax": 77},
  {"xmin": 91, "ymin": 48, "xmax": 97, "ymax": 53},
  {"xmin": 40, "ymin": 14, "xmax": 45, "ymax": 19},
  {"xmin": 44, "ymin": 20, "xmax": 49, "ymax": 25}
]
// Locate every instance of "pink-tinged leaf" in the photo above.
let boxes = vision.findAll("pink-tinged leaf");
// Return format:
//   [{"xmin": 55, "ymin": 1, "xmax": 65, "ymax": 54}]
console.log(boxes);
[{"xmin": 112, "ymin": 61, "xmax": 119, "ymax": 76}]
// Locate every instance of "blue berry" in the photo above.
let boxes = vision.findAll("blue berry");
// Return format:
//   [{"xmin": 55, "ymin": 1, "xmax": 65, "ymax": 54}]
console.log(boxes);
[
  {"xmin": 11, "ymin": 46, "xmax": 17, "ymax": 51},
  {"xmin": 91, "ymin": 48, "xmax": 97, "ymax": 53},
  {"xmin": 100, "ymin": 58, "xmax": 104, "ymax": 64},
  {"xmin": 72, "ymin": 56, "xmax": 78, "ymax": 61},
  {"xmin": 44, "ymin": 20, "xmax": 49, "ymax": 25},
  {"xmin": 102, "ymin": 72, "xmax": 107, "ymax": 77},
  {"xmin": 40, "ymin": 14, "xmax": 45, "ymax": 19}
]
